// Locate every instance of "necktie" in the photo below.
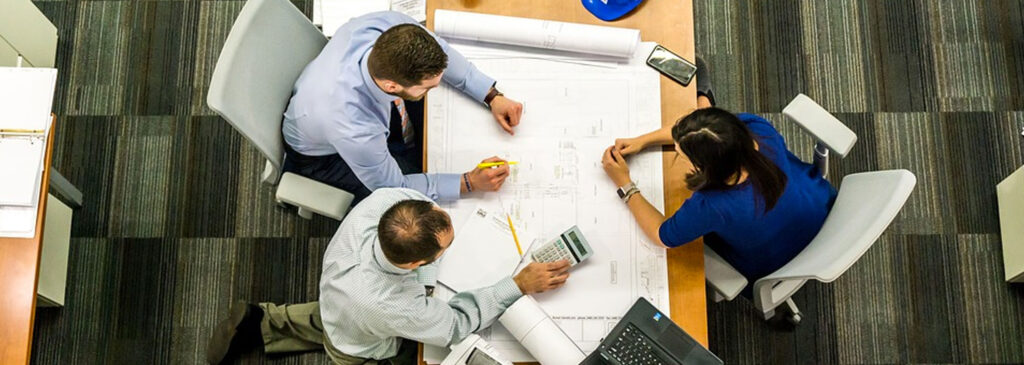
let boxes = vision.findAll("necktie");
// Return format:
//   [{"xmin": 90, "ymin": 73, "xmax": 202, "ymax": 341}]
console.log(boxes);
[{"xmin": 394, "ymin": 98, "xmax": 414, "ymax": 145}]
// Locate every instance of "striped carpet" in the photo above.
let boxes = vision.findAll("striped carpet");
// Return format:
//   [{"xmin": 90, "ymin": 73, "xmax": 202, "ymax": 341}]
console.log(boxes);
[{"xmin": 28, "ymin": 0, "xmax": 1024, "ymax": 364}]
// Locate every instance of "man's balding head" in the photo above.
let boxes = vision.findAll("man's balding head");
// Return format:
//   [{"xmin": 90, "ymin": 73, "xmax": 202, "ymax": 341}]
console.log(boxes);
[{"xmin": 377, "ymin": 200, "xmax": 453, "ymax": 265}]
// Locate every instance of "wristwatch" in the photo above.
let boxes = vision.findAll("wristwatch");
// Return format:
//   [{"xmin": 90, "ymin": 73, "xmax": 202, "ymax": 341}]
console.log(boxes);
[
  {"xmin": 484, "ymin": 86, "xmax": 503, "ymax": 107},
  {"xmin": 616, "ymin": 181, "xmax": 639, "ymax": 203}
]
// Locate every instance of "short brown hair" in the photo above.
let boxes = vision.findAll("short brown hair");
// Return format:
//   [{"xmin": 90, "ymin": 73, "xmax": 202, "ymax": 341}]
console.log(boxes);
[
  {"xmin": 367, "ymin": 24, "xmax": 448, "ymax": 87},
  {"xmin": 377, "ymin": 200, "xmax": 452, "ymax": 264}
]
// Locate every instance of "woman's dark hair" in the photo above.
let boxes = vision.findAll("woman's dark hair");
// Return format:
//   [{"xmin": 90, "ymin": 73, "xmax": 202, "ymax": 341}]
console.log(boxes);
[{"xmin": 671, "ymin": 108, "xmax": 788, "ymax": 212}]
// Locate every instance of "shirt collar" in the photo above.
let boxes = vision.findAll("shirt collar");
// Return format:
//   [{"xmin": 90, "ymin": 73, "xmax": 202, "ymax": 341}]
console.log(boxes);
[
  {"xmin": 372, "ymin": 238, "xmax": 412, "ymax": 275},
  {"xmin": 360, "ymin": 48, "xmax": 399, "ymax": 106}
]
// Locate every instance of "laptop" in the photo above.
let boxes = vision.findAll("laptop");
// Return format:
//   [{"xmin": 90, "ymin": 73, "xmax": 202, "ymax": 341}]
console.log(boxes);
[{"xmin": 580, "ymin": 298, "xmax": 723, "ymax": 365}]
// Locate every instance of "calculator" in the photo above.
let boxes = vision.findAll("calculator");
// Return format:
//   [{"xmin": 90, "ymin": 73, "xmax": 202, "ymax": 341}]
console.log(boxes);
[{"xmin": 530, "ymin": 225, "xmax": 594, "ymax": 266}]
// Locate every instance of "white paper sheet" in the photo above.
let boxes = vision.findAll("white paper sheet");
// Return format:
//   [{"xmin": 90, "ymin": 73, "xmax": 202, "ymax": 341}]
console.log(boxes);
[
  {"xmin": 318, "ymin": 0, "xmax": 390, "ymax": 37},
  {"xmin": 0, "ymin": 139, "xmax": 44, "ymax": 206},
  {"xmin": 390, "ymin": 0, "xmax": 426, "ymax": 23},
  {"xmin": 0, "ymin": 67, "xmax": 56, "ymax": 237},
  {"xmin": 437, "ymin": 206, "xmax": 526, "ymax": 292},
  {"xmin": 0, "ymin": 67, "xmax": 57, "ymax": 131},
  {"xmin": 434, "ymin": 10, "xmax": 640, "ymax": 59},
  {"xmin": 425, "ymin": 42, "xmax": 669, "ymax": 363}
]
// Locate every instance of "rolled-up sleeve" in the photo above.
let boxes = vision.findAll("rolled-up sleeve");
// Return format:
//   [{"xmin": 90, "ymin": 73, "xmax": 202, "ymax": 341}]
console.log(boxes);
[
  {"xmin": 331, "ymin": 118, "xmax": 461, "ymax": 202},
  {"xmin": 387, "ymin": 276, "xmax": 522, "ymax": 347}
]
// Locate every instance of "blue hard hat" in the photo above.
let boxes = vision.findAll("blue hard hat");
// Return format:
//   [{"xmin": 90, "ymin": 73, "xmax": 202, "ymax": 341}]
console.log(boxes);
[{"xmin": 581, "ymin": 0, "xmax": 644, "ymax": 21}]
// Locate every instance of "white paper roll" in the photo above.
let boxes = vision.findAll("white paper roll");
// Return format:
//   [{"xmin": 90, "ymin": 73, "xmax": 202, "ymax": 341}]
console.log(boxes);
[
  {"xmin": 434, "ymin": 10, "xmax": 640, "ymax": 58},
  {"xmin": 498, "ymin": 296, "xmax": 586, "ymax": 365}
]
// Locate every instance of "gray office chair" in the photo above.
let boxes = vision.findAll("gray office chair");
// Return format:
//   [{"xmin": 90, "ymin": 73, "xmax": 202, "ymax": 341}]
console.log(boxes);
[
  {"xmin": 703, "ymin": 94, "xmax": 917, "ymax": 324},
  {"xmin": 208, "ymin": 0, "xmax": 353, "ymax": 220}
]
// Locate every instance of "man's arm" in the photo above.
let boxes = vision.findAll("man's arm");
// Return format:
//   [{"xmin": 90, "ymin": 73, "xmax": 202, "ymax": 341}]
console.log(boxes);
[
  {"xmin": 389, "ymin": 277, "xmax": 523, "ymax": 347},
  {"xmin": 432, "ymin": 32, "xmax": 495, "ymax": 103},
  {"xmin": 331, "ymin": 127, "xmax": 461, "ymax": 202},
  {"xmin": 385, "ymin": 261, "xmax": 570, "ymax": 347}
]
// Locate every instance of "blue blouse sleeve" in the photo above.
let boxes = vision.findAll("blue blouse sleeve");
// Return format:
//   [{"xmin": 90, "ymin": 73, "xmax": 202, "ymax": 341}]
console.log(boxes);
[{"xmin": 658, "ymin": 196, "xmax": 718, "ymax": 248}]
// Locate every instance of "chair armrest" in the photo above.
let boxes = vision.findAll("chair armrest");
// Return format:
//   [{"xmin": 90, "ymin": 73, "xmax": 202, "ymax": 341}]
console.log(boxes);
[
  {"xmin": 782, "ymin": 93, "xmax": 857, "ymax": 158},
  {"xmin": 704, "ymin": 245, "xmax": 747, "ymax": 302},
  {"xmin": 275, "ymin": 172, "xmax": 354, "ymax": 220}
]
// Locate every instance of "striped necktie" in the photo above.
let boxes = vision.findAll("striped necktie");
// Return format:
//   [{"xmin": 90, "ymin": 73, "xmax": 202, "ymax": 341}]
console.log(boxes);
[{"xmin": 394, "ymin": 98, "xmax": 414, "ymax": 145}]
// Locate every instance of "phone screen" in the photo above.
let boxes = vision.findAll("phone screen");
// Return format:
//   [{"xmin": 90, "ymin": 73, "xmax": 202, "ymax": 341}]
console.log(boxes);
[{"xmin": 647, "ymin": 45, "xmax": 697, "ymax": 86}]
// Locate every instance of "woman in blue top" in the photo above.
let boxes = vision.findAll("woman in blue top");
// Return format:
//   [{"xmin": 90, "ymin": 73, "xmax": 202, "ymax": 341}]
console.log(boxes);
[{"xmin": 601, "ymin": 102, "xmax": 837, "ymax": 294}]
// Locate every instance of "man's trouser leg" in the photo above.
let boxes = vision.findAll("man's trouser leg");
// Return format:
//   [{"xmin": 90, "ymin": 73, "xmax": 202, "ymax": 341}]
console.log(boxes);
[
  {"xmin": 258, "ymin": 302, "xmax": 326, "ymax": 354},
  {"xmin": 258, "ymin": 302, "xmax": 417, "ymax": 365}
]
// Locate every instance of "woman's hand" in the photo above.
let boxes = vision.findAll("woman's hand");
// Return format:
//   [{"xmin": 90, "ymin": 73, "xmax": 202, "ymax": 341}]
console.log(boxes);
[
  {"xmin": 601, "ymin": 146, "xmax": 632, "ymax": 187},
  {"xmin": 613, "ymin": 136, "xmax": 647, "ymax": 156}
]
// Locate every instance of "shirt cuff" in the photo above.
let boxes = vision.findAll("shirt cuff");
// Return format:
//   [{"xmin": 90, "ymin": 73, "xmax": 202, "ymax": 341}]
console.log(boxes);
[
  {"xmin": 415, "ymin": 264, "xmax": 439, "ymax": 286},
  {"xmin": 465, "ymin": 73, "xmax": 497, "ymax": 104},
  {"xmin": 493, "ymin": 276, "xmax": 524, "ymax": 307},
  {"xmin": 438, "ymin": 173, "xmax": 462, "ymax": 202}
]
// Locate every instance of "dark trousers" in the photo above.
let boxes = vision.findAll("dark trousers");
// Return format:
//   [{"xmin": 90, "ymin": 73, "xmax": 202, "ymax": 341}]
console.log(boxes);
[{"xmin": 282, "ymin": 100, "xmax": 424, "ymax": 204}]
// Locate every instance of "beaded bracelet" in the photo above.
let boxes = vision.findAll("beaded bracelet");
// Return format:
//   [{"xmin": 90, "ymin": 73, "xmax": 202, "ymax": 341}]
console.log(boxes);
[{"xmin": 463, "ymin": 173, "xmax": 473, "ymax": 192}]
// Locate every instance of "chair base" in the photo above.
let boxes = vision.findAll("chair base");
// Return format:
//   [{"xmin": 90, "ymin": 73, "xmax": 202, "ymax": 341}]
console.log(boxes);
[{"xmin": 763, "ymin": 298, "xmax": 802, "ymax": 325}]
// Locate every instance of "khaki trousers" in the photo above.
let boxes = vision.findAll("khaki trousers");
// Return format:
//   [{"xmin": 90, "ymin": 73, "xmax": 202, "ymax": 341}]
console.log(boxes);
[{"xmin": 258, "ymin": 302, "xmax": 417, "ymax": 365}]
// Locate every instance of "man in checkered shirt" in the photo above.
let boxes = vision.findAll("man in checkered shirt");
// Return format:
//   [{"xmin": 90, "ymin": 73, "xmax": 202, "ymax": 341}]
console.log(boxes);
[{"xmin": 207, "ymin": 188, "xmax": 570, "ymax": 364}]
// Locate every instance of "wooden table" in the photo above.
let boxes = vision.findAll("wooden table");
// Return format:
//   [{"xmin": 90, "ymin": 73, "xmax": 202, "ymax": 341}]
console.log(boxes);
[
  {"xmin": 422, "ymin": 0, "xmax": 706, "ymax": 361},
  {"xmin": 0, "ymin": 116, "xmax": 55, "ymax": 365}
]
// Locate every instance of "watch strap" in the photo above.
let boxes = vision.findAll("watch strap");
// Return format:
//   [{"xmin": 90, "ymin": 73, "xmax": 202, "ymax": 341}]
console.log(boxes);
[{"xmin": 484, "ymin": 87, "xmax": 502, "ymax": 107}]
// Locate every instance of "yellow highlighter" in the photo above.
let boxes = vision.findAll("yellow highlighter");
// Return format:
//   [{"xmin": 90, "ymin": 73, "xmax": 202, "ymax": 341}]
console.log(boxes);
[
  {"xmin": 505, "ymin": 214, "xmax": 523, "ymax": 256},
  {"xmin": 477, "ymin": 161, "xmax": 519, "ymax": 169}
]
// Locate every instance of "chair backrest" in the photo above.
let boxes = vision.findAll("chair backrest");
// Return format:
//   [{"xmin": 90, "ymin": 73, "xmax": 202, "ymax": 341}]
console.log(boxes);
[
  {"xmin": 207, "ymin": 0, "xmax": 327, "ymax": 177},
  {"xmin": 753, "ymin": 169, "xmax": 916, "ymax": 312},
  {"xmin": 783, "ymin": 93, "xmax": 857, "ymax": 158}
]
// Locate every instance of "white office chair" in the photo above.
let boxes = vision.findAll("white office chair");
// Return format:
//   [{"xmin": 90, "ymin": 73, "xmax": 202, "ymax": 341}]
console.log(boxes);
[
  {"xmin": 208, "ymin": 0, "xmax": 354, "ymax": 220},
  {"xmin": 703, "ymin": 94, "xmax": 917, "ymax": 324}
]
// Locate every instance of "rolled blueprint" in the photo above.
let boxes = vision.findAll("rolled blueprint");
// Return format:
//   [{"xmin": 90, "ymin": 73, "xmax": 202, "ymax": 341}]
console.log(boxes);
[
  {"xmin": 434, "ymin": 10, "xmax": 640, "ymax": 58},
  {"xmin": 498, "ymin": 296, "xmax": 586, "ymax": 365}
]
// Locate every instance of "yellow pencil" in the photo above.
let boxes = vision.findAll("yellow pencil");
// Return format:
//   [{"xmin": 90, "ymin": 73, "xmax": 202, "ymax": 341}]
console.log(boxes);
[
  {"xmin": 477, "ymin": 161, "xmax": 519, "ymax": 168},
  {"xmin": 506, "ymin": 214, "xmax": 523, "ymax": 256}
]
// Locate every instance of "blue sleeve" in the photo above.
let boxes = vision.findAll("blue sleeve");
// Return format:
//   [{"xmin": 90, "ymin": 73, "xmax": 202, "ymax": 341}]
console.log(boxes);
[
  {"xmin": 658, "ymin": 196, "xmax": 718, "ymax": 248},
  {"xmin": 330, "ymin": 108, "xmax": 462, "ymax": 202},
  {"xmin": 431, "ymin": 30, "xmax": 496, "ymax": 103}
]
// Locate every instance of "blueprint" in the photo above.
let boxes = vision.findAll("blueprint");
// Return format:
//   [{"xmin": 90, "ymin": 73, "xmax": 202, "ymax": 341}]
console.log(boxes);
[{"xmin": 425, "ymin": 41, "xmax": 670, "ymax": 362}]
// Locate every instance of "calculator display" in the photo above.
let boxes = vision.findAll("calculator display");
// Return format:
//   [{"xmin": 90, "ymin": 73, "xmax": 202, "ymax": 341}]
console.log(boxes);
[{"xmin": 568, "ymin": 231, "xmax": 587, "ymax": 255}]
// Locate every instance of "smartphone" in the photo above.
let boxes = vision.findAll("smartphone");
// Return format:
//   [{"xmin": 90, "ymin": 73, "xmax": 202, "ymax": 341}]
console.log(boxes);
[{"xmin": 646, "ymin": 45, "xmax": 697, "ymax": 86}]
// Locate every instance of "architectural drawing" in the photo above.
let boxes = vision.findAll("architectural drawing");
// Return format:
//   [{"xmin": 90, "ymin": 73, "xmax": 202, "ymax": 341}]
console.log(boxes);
[{"xmin": 424, "ymin": 42, "xmax": 671, "ymax": 362}]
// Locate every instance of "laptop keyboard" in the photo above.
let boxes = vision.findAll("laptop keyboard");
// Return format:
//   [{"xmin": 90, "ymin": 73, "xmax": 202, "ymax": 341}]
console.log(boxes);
[{"xmin": 603, "ymin": 324, "xmax": 671, "ymax": 365}]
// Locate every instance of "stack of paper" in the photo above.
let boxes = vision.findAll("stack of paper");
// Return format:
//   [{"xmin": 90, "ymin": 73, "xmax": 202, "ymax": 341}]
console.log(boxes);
[
  {"xmin": 0, "ymin": 67, "xmax": 57, "ymax": 238},
  {"xmin": 437, "ymin": 206, "xmax": 529, "ymax": 292},
  {"xmin": 313, "ymin": 0, "xmax": 427, "ymax": 37}
]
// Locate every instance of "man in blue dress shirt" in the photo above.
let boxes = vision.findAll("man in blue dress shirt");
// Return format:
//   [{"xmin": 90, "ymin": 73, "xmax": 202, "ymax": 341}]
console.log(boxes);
[{"xmin": 282, "ymin": 11, "xmax": 523, "ymax": 203}]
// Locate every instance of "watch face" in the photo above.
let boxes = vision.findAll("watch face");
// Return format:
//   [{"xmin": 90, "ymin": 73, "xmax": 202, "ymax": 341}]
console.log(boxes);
[{"xmin": 617, "ymin": 188, "xmax": 627, "ymax": 199}]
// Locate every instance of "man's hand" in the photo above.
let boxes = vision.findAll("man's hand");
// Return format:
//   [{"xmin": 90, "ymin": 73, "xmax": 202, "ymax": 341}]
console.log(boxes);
[
  {"xmin": 601, "ymin": 146, "xmax": 631, "ymax": 187},
  {"xmin": 464, "ymin": 156, "xmax": 511, "ymax": 193},
  {"xmin": 614, "ymin": 136, "xmax": 647, "ymax": 156},
  {"xmin": 490, "ymin": 95, "xmax": 523, "ymax": 135},
  {"xmin": 514, "ymin": 260, "xmax": 570, "ymax": 294}
]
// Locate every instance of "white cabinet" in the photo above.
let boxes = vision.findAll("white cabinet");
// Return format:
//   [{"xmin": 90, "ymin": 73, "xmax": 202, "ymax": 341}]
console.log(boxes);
[
  {"xmin": 997, "ymin": 165, "xmax": 1024, "ymax": 283},
  {"xmin": 0, "ymin": 0, "xmax": 57, "ymax": 68}
]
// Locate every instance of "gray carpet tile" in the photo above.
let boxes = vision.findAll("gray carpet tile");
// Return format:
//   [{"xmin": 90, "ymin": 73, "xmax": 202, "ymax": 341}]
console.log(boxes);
[{"xmin": 27, "ymin": 0, "xmax": 1024, "ymax": 364}]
